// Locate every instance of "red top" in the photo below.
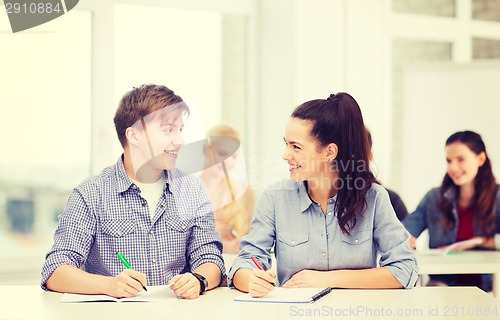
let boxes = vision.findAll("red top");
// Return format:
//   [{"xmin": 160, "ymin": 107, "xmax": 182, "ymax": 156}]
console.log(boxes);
[{"xmin": 456, "ymin": 205, "xmax": 475, "ymax": 242}]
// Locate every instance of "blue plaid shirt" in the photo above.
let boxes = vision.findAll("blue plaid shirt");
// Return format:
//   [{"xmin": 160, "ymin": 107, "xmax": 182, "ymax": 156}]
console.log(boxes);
[{"xmin": 41, "ymin": 156, "xmax": 225, "ymax": 290}]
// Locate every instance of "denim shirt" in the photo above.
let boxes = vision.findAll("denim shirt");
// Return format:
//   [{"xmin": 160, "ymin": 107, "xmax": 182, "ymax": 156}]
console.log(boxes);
[
  {"xmin": 403, "ymin": 187, "xmax": 500, "ymax": 249},
  {"xmin": 228, "ymin": 180, "xmax": 418, "ymax": 288}
]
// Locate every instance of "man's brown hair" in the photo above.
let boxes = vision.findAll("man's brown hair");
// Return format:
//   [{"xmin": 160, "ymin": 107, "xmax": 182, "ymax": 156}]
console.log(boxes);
[{"xmin": 114, "ymin": 84, "xmax": 189, "ymax": 147}]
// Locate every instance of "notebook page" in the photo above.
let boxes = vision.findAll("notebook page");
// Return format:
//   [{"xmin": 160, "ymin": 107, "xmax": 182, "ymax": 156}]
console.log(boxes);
[{"xmin": 60, "ymin": 285, "xmax": 178, "ymax": 303}]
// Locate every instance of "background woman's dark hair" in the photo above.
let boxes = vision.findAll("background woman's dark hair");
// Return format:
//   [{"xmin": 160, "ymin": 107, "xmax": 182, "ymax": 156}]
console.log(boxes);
[
  {"xmin": 438, "ymin": 130, "xmax": 498, "ymax": 236},
  {"xmin": 291, "ymin": 93, "xmax": 375, "ymax": 234}
]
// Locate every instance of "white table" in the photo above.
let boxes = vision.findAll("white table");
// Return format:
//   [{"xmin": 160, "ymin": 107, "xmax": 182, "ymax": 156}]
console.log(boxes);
[
  {"xmin": 1, "ymin": 286, "xmax": 499, "ymax": 320},
  {"xmin": 416, "ymin": 250, "xmax": 500, "ymax": 298}
]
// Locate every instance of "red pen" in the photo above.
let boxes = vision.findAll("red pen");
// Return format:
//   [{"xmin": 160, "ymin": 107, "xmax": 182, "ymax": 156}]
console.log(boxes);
[
  {"xmin": 251, "ymin": 256, "xmax": 265, "ymax": 270},
  {"xmin": 251, "ymin": 256, "xmax": 275, "ymax": 286}
]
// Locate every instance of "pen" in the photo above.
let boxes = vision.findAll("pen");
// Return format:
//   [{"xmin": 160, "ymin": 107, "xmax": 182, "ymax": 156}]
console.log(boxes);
[
  {"xmin": 116, "ymin": 252, "xmax": 147, "ymax": 291},
  {"xmin": 251, "ymin": 256, "xmax": 275, "ymax": 286},
  {"xmin": 251, "ymin": 256, "xmax": 265, "ymax": 270}
]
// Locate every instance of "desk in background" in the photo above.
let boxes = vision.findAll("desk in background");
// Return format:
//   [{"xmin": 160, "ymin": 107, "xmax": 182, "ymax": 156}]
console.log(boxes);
[
  {"xmin": 416, "ymin": 250, "xmax": 500, "ymax": 299},
  {"xmin": 1, "ymin": 286, "xmax": 499, "ymax": 320}
]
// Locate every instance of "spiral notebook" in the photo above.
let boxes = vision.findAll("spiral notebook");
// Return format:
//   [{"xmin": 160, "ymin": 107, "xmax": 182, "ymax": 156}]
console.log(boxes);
[{"xmin": 234, "ymin": 287, "xmax": 332, "ymax": 304}]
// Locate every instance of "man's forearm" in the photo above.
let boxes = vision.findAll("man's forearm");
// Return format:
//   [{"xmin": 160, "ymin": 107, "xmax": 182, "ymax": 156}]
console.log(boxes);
[{"xmin": 193, "ymin": 262, "xmax": 222, "ymax": 290}]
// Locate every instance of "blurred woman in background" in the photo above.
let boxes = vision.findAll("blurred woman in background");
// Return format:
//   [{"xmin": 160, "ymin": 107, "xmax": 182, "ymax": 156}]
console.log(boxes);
[
  {"xmin": 403, "ymin": 130, "xmax": 500, "ymax": 291},
  {"xmin": 199, "ymin": 124, "xmax": 255, "ymax": 254}
]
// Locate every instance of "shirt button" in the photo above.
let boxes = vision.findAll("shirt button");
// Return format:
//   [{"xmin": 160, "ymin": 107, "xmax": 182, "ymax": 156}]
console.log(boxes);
[
  {"xmin": 327, "ymin": 211, "xmax": 333, "ymax": 216},
  {"xmin": 152, "ymin": 258, "xmax": 156, "ymax": 263},
  {"xmin": 150, "ymin": 230, "xmax": 154, "ymax": 235},
  {"xmin": 160, "ymin": 204, "xmax": 164, "ymax": 208},
  {"xmin": 142, "ymin": 202, "xmax": 147, "ymax": 207},
  {"xmin": 132, "ymin": 185, "xmax": 137, "ymax": 189},
  {"xmin": 322, "ymin": 252, "xmax": 326, "ymax": 257},
  {"xmin": 355, "ymin": 239, "xmax": 359, "ymax": 244},
  {"xmin": 291, "ymin": 240, "xmax": 295, "ymax": 244},
  {"xmin": 328, "ymin": 199, "xmax": 333, "ymax": 204},
  {"xmin": 117, "ymin": 231, "xmax": 122, "ymax": 236}
]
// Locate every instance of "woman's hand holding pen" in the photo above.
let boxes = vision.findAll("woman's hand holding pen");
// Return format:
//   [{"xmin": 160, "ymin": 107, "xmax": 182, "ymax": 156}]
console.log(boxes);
[
  {"xmin": 248, "ymin": 269, "xmax": 276, "ymax": 298},
  {"xmin": 104, "ymin": 269, "xmax": 147, "ymax": 298},
  {"xmin": 408, "ymin": 236, "xmax": 416, "ymax": 250}
]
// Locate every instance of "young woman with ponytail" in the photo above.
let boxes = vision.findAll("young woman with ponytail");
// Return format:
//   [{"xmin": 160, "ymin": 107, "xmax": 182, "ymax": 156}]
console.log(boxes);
[
  {"xmin": 404, "ymin": 130, "xmax": 500, "ymax": 291},
  {"xmin": 228, "ymin": 93, "xmax": 418, "ymax": 298}
]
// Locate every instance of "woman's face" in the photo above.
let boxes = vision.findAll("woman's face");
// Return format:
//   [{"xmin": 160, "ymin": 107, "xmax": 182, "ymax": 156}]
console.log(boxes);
[
  {"xmin": 445, "ymin": 141, "xmax": 486, "ymax": 188},
  {"xmin": 207, "ymin": 136, "xmax": 240, "ymax": 174},
  {"xmin": 282, "ymin": 117, "xmax": 330, "ymax": 182}
]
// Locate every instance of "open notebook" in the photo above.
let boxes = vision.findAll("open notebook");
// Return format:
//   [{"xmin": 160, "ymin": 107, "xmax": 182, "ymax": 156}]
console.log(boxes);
[
  {"xmin": 234, "ymin": 287, "xmax": 332, "ymax": 304},
  {"xmin": 421, "ymin": 238, "xmax": 483, "ymax": 255},
  {"xmin": 60, "ymin": 285, "xmax": 178, "ymax": 303}
]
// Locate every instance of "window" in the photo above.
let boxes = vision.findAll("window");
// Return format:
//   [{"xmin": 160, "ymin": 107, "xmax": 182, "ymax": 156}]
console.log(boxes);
[
  {"xmin": 473, "ymin": 37, "xmax": 500, "ymax": 59},
  {"xmin": 0, "ymin": 0, "xmax": 254, "ymax": 285},
  {"xmin": 392, "ymin": 0, "xmax": 455, "ymax": 18},
  {"xmin": 0, "ymin": 9, "xmax": 92, "ymax": 284},
  {"xmin": 473, "ymin": 0, "xmax": 500, "ymax": 22},
  {"xmin": 389, "ymin": 0, "xmax": 500, "ymax": 210}
]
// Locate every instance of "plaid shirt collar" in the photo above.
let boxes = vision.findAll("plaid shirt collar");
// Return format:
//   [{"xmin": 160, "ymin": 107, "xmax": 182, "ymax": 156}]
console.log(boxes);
[{"xmin": 114, "ymin": 154, "xmax": 188, "ymax": 195}]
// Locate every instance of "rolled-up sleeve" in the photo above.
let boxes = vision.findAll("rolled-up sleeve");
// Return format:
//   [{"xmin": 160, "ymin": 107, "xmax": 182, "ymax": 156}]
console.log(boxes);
[
  {"xmin": 402, "ymin": 190, "xmax": 434, "ymax": 238},
  {"xmin": 227, "ymin": 190, "xmax": 276, "ymax": 287},
  {"xmin": 41, "ymin": 189, "xmax": 96, "ymax": 290},
  {"xmin": 187, "ymin": 183, "xmax": 225, "ymax": 284},
  {"xmin": 374, "ymin": 189, "xmax": 419, "ymax": 289}
]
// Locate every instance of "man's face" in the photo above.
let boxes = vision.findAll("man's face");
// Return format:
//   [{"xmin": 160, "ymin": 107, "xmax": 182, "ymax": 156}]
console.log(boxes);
[{"xmin": 133, "ymin": 109, "xmax": 185, "ymax": 173}]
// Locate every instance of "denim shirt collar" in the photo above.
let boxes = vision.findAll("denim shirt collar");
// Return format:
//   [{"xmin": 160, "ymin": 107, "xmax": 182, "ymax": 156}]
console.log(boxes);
[
  {"xmin": 297, "ymin": 182, "xmax": 313, "ymax": 212},
  {"xmin": 297, "ymin": 181, "xmax": 337, "ymax": 213},
  {"xmin": 443, "ymin": 187, "xmax": 458, "ymax": 201}
]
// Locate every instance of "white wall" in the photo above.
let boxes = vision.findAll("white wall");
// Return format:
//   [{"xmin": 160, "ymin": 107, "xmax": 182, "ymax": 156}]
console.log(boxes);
[
  {"xmin": 400, "ymin": 61, "xmax": 500, "ymax": 210},
  {"xmin": 254, "ymin": 0, "xmax": 393, "ymax": 191},
  {"xmin": 252, "ymin": 0, "xmax": 297, "ymax": 190}
]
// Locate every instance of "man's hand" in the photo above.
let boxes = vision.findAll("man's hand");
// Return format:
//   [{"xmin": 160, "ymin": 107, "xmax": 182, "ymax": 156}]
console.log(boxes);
[
  {"xmin": 103, "ymin": 269, "xmax": 147, "ymax": 298},
  {"xmin": 169, "ymin": 273, "xmax": 201, "ymax": 299}
]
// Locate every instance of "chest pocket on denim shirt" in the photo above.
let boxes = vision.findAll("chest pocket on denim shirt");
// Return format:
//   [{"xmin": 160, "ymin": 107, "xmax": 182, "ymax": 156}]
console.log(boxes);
[
  {"xmin": 277, "ymin": 231, "xmax": 309, "ymax": 267},
  {"xmin": 340, "ymin": 229, "xmax": 373, "ymax": 268},
  {"xmin": 101, "ymin": 219, "xmax": 137, "ymax": 249}
]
